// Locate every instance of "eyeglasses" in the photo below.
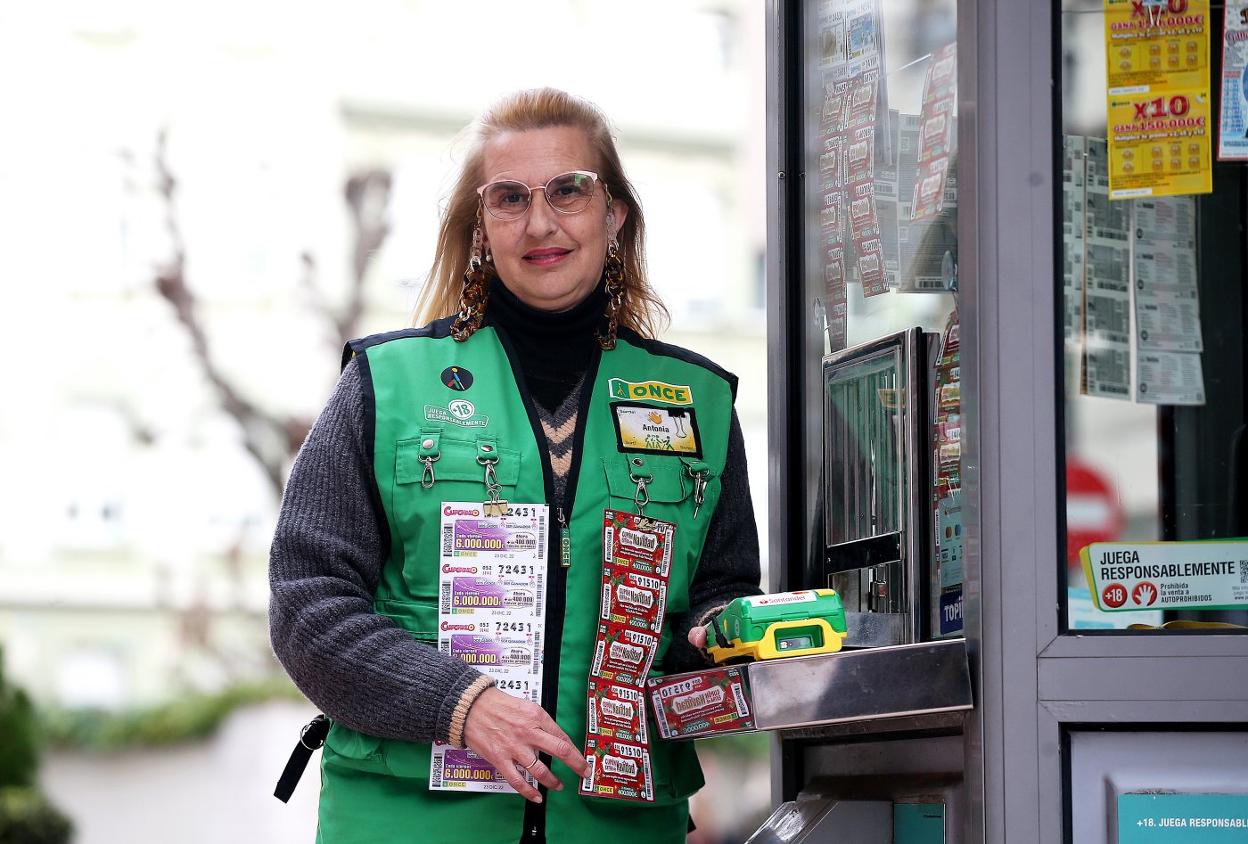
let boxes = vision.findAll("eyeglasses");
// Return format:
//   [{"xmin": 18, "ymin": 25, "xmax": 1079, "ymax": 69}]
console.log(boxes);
[{"xmin": 476, "ymin": 170, "xmax": 605, "ymax": 220}]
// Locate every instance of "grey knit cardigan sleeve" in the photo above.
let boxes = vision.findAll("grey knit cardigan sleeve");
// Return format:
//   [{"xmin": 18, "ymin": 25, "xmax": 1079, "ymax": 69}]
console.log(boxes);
[{"xmin": 268, "ymin": 358, "xmax": 762, "ymax": 743}]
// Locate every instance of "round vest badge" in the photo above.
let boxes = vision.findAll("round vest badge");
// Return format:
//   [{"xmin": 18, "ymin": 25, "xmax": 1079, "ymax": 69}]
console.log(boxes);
[{"xmin": 441, "ymin": 366, "xmax": 473, "ymax": 392}]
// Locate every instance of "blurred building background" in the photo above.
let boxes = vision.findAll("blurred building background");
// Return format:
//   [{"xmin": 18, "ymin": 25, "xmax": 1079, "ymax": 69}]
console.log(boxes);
[{"xmin": 0, "ymin": 2, "xmax": 771, "ymax": 842}]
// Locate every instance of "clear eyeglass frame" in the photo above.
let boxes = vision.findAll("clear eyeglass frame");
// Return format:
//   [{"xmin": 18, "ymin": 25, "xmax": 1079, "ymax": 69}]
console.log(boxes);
[{"xmin": 475, "ymin": 170, "xmax": 606, "ymax": 220}]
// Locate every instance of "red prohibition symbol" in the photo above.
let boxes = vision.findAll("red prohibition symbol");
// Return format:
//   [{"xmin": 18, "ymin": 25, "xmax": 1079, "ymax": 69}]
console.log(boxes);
[
  {"xmin": 1102, "ymin": 583, "xmax": 1129, "ymax": 609},
  {"xmin": 1131, "ymin": 581, "xmax": 1159, "ymax": 607}
]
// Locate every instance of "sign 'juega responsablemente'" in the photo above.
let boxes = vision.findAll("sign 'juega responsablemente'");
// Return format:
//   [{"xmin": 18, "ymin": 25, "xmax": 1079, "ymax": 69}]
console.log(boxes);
[{"xmin": 1080, "ymin": 540, "xmax": 1248, "ymax": 612}]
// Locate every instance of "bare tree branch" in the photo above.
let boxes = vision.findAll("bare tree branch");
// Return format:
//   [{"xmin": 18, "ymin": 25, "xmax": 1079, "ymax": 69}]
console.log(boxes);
[{"xmin": 150, "ymin": 130, "xmax": 392, "ymax": 500}]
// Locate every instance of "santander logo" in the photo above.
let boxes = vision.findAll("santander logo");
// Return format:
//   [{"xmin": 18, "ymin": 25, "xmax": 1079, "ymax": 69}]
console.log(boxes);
[
  {"xmin": 443, "ymin": 506, "xmax": 481, "ymax": 517},
  {"xmin": 440, "ymin": 621, "xmax": 476, "ymax": 632},
  {"xmin": 441, "ymin": 564, "xmax": 478, "ymax": 574}
]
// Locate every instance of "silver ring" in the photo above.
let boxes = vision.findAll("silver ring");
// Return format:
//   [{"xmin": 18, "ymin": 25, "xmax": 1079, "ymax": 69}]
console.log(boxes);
[{"xmin": 523, "ymin": 753, "xmax": 540, "ymax": 770}]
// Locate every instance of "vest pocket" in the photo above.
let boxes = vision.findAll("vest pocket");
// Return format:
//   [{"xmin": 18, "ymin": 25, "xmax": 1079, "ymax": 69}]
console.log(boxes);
[
  {"xmin": 374, "ymin": 597, "xmax": 438, "ymax": 641},
  {"xmin": 395, "ymin": 436, "xmax": 522, "ymax": 487},
  {"xmin": 323, "ymin": 722, "xmax": 388, "ymax": 774},
  {"xmin": 601, "ymin": 455, "xmax": 692, "ymax": 504},
  {"xmin": 328, "ymin": 598, "xmax": 440, "ymax": 779}
]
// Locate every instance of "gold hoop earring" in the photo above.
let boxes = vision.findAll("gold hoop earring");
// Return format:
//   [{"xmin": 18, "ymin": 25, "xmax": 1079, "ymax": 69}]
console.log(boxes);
[
  {"xmin": 452, "ymin": 210, "xmax": 490, "ymax": 342},
  {"xmin": 596, "ymin": 237, "xmax": 626, "ymax": 350}
]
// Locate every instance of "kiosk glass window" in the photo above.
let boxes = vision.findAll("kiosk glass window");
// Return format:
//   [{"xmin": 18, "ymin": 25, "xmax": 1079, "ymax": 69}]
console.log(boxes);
[
  {"xmin": 1059, "ymin": 0, "xmax": 1248, "ymax": 632},
  {"xmin": 800, "ymin": 0, "xmax": 963, "ymax": 644}
]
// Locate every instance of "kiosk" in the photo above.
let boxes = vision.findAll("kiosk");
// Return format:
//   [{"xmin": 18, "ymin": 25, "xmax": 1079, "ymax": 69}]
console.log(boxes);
[{"xmin": 752, "ymin": 0, "xmax": 1248, "ymax": 840}]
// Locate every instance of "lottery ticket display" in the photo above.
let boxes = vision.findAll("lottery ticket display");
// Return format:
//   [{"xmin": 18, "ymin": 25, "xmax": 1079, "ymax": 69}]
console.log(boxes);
[
  {"xmin": 580, "ymin": 510, "xmax": 675, "ymax": 803},
  {"xmin": 912, "ymin": 43, "xmax": 957, "ymax": 223},
  {"xmin": 932, "ymin": 311, "xmax": 964, "ymax": 638},
  {"xmin": 430, "ymin": 502, "xmax": 549, "ymax": 793}
]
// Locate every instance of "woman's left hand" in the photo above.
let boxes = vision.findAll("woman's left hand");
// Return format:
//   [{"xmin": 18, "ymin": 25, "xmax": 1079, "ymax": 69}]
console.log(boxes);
[{"xmin": 687, "ymin": 625, "xmax": 707, "ymax": 650}]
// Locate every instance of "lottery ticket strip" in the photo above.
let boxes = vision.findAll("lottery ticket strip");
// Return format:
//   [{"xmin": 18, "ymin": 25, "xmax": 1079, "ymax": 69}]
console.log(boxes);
[
  {"xmin": 431, "ymin": 503, "xmax": 549, "ymax": 793},
  {"xmin": 577, "ymin": 510, "xmax": 676, "ymax": 802}
]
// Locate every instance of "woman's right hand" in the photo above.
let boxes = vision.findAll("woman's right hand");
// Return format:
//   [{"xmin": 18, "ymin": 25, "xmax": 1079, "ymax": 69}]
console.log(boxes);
[{"xmin": 462, "ymin": 686, "xmax": 590, "ymax": 802}]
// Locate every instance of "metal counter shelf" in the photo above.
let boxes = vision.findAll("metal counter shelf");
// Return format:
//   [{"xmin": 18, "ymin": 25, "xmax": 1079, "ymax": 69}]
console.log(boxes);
[{"xmin": 746, "ymin": 638, "xmax": 973, "ymax": 737}]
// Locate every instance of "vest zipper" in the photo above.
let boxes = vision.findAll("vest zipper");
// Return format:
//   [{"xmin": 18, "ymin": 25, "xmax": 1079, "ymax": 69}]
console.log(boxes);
[{"xmin": 490, "ymin": 325, "xmax": 602, "ymax": 844}]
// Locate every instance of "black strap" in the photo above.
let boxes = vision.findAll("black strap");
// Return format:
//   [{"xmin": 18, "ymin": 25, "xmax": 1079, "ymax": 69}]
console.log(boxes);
[{"xmin": 273, "ymin": 714, "xmax": 330, "ymax": 803}]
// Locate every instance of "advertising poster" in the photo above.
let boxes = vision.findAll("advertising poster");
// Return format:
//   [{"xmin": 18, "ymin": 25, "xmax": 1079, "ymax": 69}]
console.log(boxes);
[
  {"xmin": 1218, "ymin": 0, "xmax": 1248, "ymax": 159},
  {"xmin": 1082, "ymin": 140, "xmax": 1133, "ymax": 399},
  {"xmin": 1103, "ymin": 0, "xmax": 1212, "ymax": 198},
  {"xmin": 1104, "ymin": 0, "xmax": 1210, "ymax": 93},
  {"xmin": 1106, "ymin": 87, "xmax": 1213, "ymax": 199}
]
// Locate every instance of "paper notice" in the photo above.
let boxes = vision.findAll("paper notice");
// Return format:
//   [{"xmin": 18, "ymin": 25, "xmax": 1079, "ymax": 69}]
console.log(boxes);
[
  {"xmin": 1131, "ymin": 195, "xmax": 1202, "ymax": 352},
  {"xmin": 1136, "ymin": 349, "xmax": 1206, "ymax": 404},
  {"xmin": 874, "ymin": 110, "xmax": 901, "ymax": 290},
  {"xmin": 1063, "ymin": 136, "xmax": 1088, "ymax": 347},
  {"xmin": 1218, "ymin": 0, "xmax": 1248, "ymax": 159},
  {"xmin": 1132, "ymin": 194, "xmax": 1196, "ymax": 244},
  {"xmin": 1082, "ymin": 139, "xmax": 1133, "ymax": 399}
]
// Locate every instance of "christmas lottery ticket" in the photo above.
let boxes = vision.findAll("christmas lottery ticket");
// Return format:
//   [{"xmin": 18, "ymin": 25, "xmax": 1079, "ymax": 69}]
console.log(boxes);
[
  {"xmin": 647, "ymin": 666, "xmax": 755, "ymax": 741},
  {"xmin": 431, "ymin": 502, "xmax": 549, "ymax": 793},
  {"xmin": 600, "ymin": 562, "xmax": 668, "ymax": 635},
  {"xmin": 587, "ymin": 678, "xmax": 648, "ymax": 745},
  {"xmin": 581, "ymin": 737, "xmax": 654, "ymax": 802},
  {"xmin": 602, "ymin": 509, "xmax": 675, "ymax": 578}
]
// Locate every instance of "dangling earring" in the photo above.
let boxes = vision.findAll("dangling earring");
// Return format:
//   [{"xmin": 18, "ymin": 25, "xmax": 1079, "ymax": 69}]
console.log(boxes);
[
  {"xmin": 596, "ymin": 235, "xmax": 626, "ymax": 350},
  {"xmin": 452, "ymin": 207, "xmax": 491, "ymax": 342}
]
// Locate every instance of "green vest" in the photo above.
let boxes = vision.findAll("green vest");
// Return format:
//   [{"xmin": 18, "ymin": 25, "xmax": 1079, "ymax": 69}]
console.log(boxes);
[{"xmin": 317, "ymin": 317, "xmax": 738, "ymax": 844}]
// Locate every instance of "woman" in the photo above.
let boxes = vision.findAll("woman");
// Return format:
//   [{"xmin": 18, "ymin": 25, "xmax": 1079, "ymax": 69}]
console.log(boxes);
[{"xmin": 270, "ymin": 88, "xmax": 760, "ymax": 843}]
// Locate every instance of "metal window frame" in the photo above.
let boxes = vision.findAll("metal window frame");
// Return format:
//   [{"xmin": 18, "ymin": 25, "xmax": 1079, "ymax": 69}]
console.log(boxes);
[{"xmin": 767, "ymin": 0, "xmax": 1248, "ymax": 840}]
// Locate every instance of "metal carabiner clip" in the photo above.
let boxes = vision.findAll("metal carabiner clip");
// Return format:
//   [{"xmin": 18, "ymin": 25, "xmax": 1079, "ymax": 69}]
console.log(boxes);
[
  {"xmin": 630, "ymin": 472, "xmax": 651, "ymax": 516},
  {"xmin": 689, "ymin": 471, "xmax": 708, "ymax": 519},
  {"xmin": 420, "ymin": 453, "xmax": 440, "ymax": 489},
  {"xmin": 478, "ymin": 453, "xmax": 508, "ymax": 517}
]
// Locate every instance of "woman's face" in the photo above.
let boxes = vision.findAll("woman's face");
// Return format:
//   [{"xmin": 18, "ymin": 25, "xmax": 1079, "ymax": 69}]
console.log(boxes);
[{"xmin": 479, "ymin": 126, "xmax": 627, "ymax": 312}]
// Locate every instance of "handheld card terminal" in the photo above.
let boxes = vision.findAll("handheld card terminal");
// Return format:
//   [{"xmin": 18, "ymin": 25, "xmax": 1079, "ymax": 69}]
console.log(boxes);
[{"xmin": 703, "ymin": 589, "xmax": 848, "ymax": 664}]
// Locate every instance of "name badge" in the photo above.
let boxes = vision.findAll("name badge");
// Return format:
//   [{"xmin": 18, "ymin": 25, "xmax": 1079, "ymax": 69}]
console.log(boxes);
[{"xmin": 611, "ymin": 403, "xmax": 702, "ymax": 458}]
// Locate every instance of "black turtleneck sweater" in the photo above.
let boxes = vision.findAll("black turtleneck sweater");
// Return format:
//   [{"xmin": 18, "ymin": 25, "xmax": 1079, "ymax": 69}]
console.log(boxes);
[
  {"xmin": 483, "ymin": 277, "xmax": 607, "ymax": 412},
  {"xmin": 268, "ymin": 288, "xmax": 762, "ymax": 748}
]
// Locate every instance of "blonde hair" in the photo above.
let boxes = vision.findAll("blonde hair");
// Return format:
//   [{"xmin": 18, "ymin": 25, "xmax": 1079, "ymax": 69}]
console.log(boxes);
[{"xmin": 410, "ymin": 88, "xmax": 669, "ymax": 338}]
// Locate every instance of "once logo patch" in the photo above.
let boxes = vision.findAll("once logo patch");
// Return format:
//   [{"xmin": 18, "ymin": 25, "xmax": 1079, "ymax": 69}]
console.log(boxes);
[
  {"xmin": 607, "ymin": 378, "xmax": 693, "ymax": 406},
  {"xmin": 441, "ymin": 366, "xmax": 473, "ymax": 392},
  {"xmin": 611, "ymin": 403, "xmax": 701, "ymax": 458}
]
